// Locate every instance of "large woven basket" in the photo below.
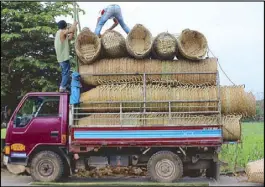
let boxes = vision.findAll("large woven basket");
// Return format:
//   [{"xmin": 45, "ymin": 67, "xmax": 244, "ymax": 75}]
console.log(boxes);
[
  {"xmin": 76, "ymin": 114, "xmax": 242, "ymax": 141},
  {"xmin": 101, "ymin": 30, "xmax": 127, "ymax": 58},
  {"xmin": 177, "ymin": 29, "xmax": 208, "ymax": 60},
  {"xmin": 126, "ymin": 24, "xmax": 152, "ymax": 59},
  {"xmin": 80, "ymin": 84, "xmax": 256, "ymax": 117},
  {"xmin": 152, "ymin": 32, "xmax": 177, "ymax": 60},
  {"xmin": 75, "ymin": 29, "xmax": 101, "ymax": 64},
  {"xmin": 246, "ymin": 159, "xmax": 264, "ymax": 184},
  {"xmin": 222, "ymin": 115, "xmax": 242, "ymax": 141},
  {"xmin": 79, "ymin": 57, "xmax": 218, "ymax": 86}
]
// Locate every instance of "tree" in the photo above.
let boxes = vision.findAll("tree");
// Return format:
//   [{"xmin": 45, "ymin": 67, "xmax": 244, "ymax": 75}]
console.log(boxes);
[{"xmin": 1, "ymin": 2, "xmax": 84, "ymax": 111}]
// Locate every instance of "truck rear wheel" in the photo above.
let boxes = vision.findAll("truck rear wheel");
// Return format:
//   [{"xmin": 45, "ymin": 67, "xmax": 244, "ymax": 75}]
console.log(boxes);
[
  {"xmin": 147, "ymin": 151, "xmax": 183, "ymax": 183},
  {"xmin": 30, "ymin": 151, "xmax": 64, "ymax": 182}
]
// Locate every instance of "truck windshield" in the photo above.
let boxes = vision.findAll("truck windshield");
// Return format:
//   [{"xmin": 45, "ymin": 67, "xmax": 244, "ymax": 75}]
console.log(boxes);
[{"xmin": 14, "ymin": 96, "xmax": 60, "ymax": 128}]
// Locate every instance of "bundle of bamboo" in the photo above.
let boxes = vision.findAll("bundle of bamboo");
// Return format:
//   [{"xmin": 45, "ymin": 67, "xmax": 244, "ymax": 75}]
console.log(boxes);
[
  {"xmin": 101, "ymin": 30, "xmax": 127, "ymax": 58},
  {"xmin": 152, "ymin": 32, "xmax": 178, "ymax": 60},
  {"xmin": 79, "ymin": 58, "xmax": 218, "ymax": 86},
  {"xmin": 80, "ymin": 84, "xmax": 255, "ymax": 117}
]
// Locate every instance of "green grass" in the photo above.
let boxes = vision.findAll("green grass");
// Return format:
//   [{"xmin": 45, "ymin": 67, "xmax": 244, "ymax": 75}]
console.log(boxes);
[
  {"xmin": 30, "ymin": 182, "xmax": 209, "ymax": 186},
  {"xmin": 220, "ymin": 122, "xmax": 264, "ymax": 172}
]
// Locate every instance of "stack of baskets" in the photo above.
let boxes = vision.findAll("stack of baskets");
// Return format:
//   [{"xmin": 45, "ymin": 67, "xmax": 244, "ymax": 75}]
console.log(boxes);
[{"xmin": 75, "ymin": 24, "xmax": 256, "ymax": 141}]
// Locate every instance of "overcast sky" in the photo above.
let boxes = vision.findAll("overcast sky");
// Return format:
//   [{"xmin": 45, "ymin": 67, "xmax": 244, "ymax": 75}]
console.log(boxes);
[{"xmin": 57, "ymin": 2, "xmax": 264, "ymax": 97}]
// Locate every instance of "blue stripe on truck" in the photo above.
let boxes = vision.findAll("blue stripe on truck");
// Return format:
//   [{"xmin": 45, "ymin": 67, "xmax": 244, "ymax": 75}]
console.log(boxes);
[{"xmin": 74, "ymin": 129, "xmax": 222, "ymax": 139}]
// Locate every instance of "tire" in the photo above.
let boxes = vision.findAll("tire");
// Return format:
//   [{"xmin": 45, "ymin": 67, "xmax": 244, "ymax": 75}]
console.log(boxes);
[
  {"xmin": 147, "ymin": 151, "xmax": 183, "ymax": 183},
  {"xmin": 30, "ymin": 151, "xmax": 64, "ymax": 182},
  {"xmin": 206, "ymin": 160, "xmax": 220, "ymax": 181}
]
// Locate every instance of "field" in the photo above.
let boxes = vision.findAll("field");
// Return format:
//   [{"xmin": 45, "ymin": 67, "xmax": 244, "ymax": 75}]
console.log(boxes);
[{"xmin": 220, "ymin": 122, "xmax": 264, "ymax": 172}]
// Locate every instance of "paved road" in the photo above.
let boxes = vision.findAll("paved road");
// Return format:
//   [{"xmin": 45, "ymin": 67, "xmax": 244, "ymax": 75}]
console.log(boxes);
[{"xmin": 1, "ymin": 169, "xmax": 263, "ymax": 186}]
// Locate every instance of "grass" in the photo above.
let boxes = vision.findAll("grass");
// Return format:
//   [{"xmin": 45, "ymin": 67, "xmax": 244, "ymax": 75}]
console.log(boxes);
[
  {"xmin": 220, "ymin": 122, "xmax": 264, "ymax": 172},
  {"xmin": 30, "ymin": 182, "xmax": 209, "ymax": 186}
]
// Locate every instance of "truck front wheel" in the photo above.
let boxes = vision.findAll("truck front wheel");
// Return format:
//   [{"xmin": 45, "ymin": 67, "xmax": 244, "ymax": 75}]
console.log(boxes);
[
  {"xmin": 147, "ymin": 151, "xmax": 183, "ymax": 183},
  {"xmin": 30, "ymin": 151, "xmax": 64, "ymax": 182}
]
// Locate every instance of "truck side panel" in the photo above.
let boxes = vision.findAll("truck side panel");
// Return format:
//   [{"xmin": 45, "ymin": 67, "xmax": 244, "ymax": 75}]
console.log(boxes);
[{"xmin": 70, "ymin": 126, "xmax": 222, "ymax": 148}]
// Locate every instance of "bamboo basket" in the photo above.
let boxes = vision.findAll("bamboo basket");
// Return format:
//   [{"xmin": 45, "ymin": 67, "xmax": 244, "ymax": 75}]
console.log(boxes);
[
  {"xmin": 222, "ymin": 115, "xmax": 242, "ymax": 141},
  {"xmin": 76, "ymin": 114, "xmax": 242, "ymax": 141},
  {"xmin": 80, "ymin": 84, "xmax": 255, "ymax": 117},
  {"xmin": 152, "ymin": 32, "xmax": 178, "ymax": 60},
  {"xmin": 126, "ymin": 24, "xmax": 152, "ymax": 59},
  {"xmin": 246, "ymin": 159, "xmax": 264, "ymax": 184},
  {"xmin": 101, "ymin": 30, "xmax": 128, "ymax": 58},
  {"xmin": 177, "ymin": 29, "xmax": 208, "ymax": 60},
  {"xmin": 75, "ymin": 29, "xmax": 101, "ymax": 64},
  {"xmin": 79, "ymin": 58, "xmax": 218, "ymax": 86}
]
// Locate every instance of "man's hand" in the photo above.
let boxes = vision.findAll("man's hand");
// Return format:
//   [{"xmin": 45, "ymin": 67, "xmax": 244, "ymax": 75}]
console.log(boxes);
[{"xmin": 73, "ymin": 21, "xmax": 78, "ymax": 26}]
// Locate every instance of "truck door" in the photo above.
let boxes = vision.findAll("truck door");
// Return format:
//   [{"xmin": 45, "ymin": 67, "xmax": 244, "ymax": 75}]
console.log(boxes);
[{"xmin": 6, "ymin": 95, "xmax": 63, "ymax": 162}]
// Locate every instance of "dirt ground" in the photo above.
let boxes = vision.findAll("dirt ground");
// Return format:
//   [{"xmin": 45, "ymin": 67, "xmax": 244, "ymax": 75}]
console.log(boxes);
[{"xmin": 1, "ymin": 168, "xmax": 263, "ymax": 186}]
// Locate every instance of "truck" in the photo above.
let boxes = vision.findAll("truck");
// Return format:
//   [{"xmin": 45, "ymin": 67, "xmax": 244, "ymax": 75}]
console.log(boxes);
[{"xmin": 3, "ymin": 71, "xmax": 226, "ymax": 183}]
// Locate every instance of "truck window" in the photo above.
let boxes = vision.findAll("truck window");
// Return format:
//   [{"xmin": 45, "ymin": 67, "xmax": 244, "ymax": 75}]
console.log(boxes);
[
  {"xmin": 36, "ymin": 98, "xmax": 60, "ymax": 117},
  {"xmin": 14, "ymin": 96, "xmax": 60, "ymax": 128}
]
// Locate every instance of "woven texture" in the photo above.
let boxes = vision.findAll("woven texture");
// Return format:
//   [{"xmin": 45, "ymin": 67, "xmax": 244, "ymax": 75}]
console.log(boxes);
[
  {"xmin": 246, "ymin": 159, "xmax": 264, "ymax": 184},
  {"xmin": 126, "ymin": 24, "xmax": 152, "ymax": 59},
  {"xmin": 101, "ymin": 30, "xmax": 127, "ymax": 58},
  {"xmin": 80, "ymin": 85, "xmax": 255, "ymax": 117},
  {"xmin": 75, "ymin": 29, "xmax": 101, "ymax": 64},
  {"xmin": 177, "ymin": 29, "xmax": 208, "ymax": 60},
  {"xmin": 152, "ymin": 32, "xmax": 178, "ymax": 60},
  {"xmin": 79, "ymin": 57, "xmax": 217, "ymax": 86},
  {"xmin": 76, "ymin": 114, "xmax": 242, "ymax": 141}
]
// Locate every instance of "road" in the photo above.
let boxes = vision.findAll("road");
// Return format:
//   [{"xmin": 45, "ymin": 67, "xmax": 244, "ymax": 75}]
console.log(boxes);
[{"xmin": 1, "ymin": 169, "xmax": 263, "ymax": 186}]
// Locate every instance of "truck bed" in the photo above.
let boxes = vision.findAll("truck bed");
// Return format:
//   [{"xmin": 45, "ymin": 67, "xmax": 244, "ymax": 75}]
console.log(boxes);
[{"xmin": 69, "ymin": 125, "xmax": 222, "ymax": 147}]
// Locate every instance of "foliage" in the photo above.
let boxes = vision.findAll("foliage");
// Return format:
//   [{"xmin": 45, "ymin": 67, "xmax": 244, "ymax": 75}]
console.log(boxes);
[{"xmin": 1, "ymin": 2, "xmax": 84, "ymax": 111}]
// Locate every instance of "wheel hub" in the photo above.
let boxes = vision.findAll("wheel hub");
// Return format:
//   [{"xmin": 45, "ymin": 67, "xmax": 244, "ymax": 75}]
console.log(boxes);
[
  {"xmin": 155, "ymin": 159, "xmax": 175, "ymax": 179},
  {"xmin": 38, "ymin": 160, "xmax": 54, "ymax": 177}
]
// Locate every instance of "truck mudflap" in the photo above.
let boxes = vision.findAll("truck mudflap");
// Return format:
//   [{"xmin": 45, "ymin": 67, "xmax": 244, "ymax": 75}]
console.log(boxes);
[{"xmin": 70, "ymin": 125, "xmax": 222, "ymax": 147}]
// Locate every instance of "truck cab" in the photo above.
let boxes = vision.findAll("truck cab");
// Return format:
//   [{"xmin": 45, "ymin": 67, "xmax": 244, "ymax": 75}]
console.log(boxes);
[{"xmin": 4, "ymin": 93, "xmax": 69, "ymax": 170}]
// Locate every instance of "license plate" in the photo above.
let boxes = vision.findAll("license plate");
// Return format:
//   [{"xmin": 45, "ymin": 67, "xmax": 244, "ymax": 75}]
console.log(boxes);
[{"xmin": 3, "ymin": 155, "xmax": 8, "ymax": 165}]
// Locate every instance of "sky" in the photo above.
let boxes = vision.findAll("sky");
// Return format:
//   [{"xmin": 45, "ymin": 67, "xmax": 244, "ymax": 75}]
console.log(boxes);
[{"xmin": 56, "ymin": 2, "xmax": 264, "ymax": 98}]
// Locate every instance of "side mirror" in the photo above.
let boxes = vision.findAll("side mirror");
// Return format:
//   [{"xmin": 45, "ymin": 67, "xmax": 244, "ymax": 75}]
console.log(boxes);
[{"xmin": 13, "ymin": 116, "xmax": 21, "ymax": 127}]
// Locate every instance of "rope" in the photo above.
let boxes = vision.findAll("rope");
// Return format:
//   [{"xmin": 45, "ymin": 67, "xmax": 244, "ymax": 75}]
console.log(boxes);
[{"xmin": 208, "ymin": 47, "xmax": 236, "ymax": 85}]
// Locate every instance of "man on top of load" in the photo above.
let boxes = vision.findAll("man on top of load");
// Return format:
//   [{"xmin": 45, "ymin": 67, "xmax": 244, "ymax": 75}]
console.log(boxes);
[
  {"xmin": 54, "ymin": 20, "xmax": 78, "ymax": 93},
  {"xmin": 95, "ymin": 4, "xmax": 130, "ymax": 36}
]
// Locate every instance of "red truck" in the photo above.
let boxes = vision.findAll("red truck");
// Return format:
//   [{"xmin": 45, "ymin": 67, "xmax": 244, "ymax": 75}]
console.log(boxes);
[{"xmin": 3, "ymin": 72, "xmax": 225, "ymax": 183}]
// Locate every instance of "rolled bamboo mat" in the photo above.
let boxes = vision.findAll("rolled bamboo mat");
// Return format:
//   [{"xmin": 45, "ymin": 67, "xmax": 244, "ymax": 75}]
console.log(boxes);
[
  {"xmin": 246, "ymin": 159, "xmax": 264, "ymax": 184},
  {"xmin": 80, "ymin": 84, "xmax": 255, "ymax": 117},
  {"xmin": 126, "ymin": 24, "xmax": 152, "ymax": 59},
  {"xmin": 177, "ymin": 29, "xmax": 208, "ymax": 60},
  {"xmin": 152, "ymin": 32, "xmax": 177, "ymax": 60},
  {"xmin": 101, "ymin": 30, "xmax": 128, "ymax": 58},
  {"xmin": 222, "ymin": 115, "xmax": 241, "ymax": 141},
  {"xmin": 75, "ymin": 29, "xmax": 101, "ymax": 64},
  {"xmin": 76, "ymin": 114, "xmax": 242, "ymax": 141},
  {"xmin": 79, "ymin": 57, "xmax": 217, "ymax": 86}
]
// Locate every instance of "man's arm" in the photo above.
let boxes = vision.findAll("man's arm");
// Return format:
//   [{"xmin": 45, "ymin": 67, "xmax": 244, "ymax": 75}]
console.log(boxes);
[
  {"xmin": 68, "ymin": 33, "xmax": 74, "ymax": 40},
  {"xmin": 60, "ymin": 21, "xmax": 78, "ymax": 42},
  {"xmin": 107, "ymin": 18, "xmax": 118, "ymax": 31}
]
